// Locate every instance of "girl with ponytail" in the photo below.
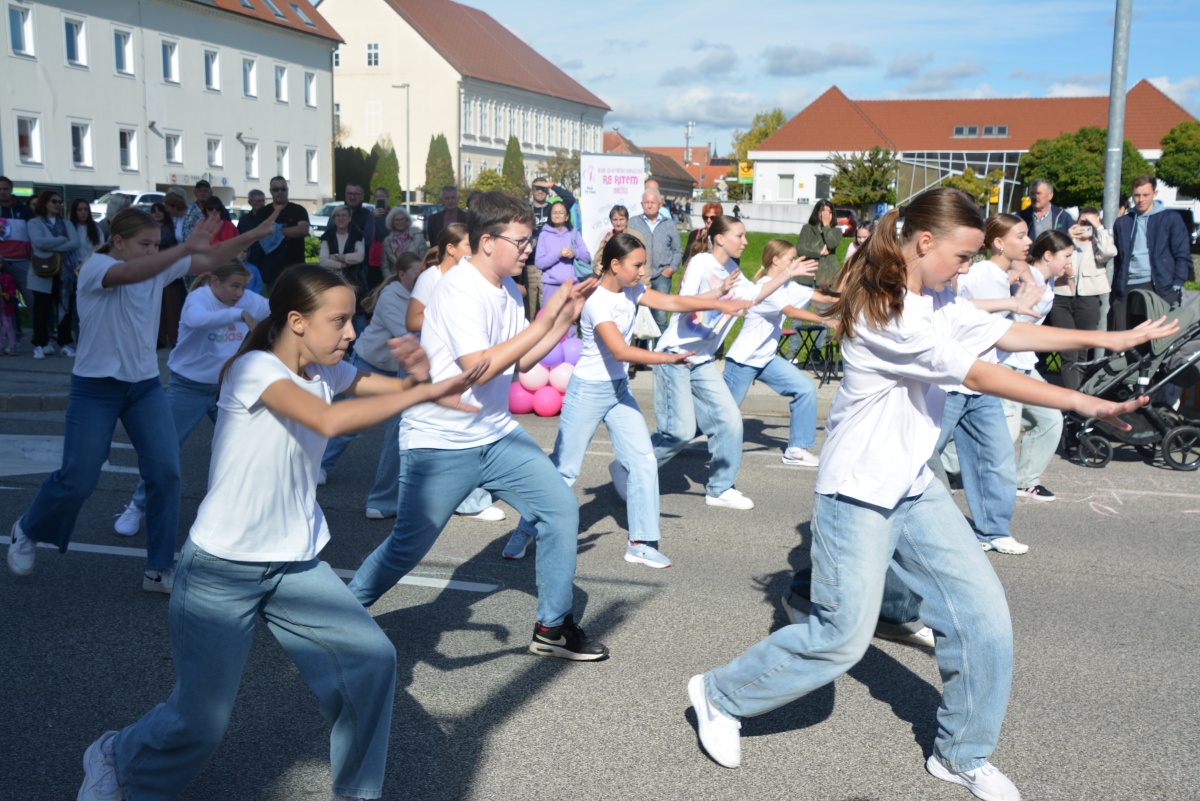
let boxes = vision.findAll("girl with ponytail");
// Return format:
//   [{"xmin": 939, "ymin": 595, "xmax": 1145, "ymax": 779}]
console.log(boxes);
[{"xmin": 687, "ymin": 188, "xmax": 1177, "ymax": 798}]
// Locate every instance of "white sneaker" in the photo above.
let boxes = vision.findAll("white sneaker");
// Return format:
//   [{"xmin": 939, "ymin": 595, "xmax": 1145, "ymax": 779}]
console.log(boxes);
[
  {"xmin": 926, "ymin": 754, "xmax": 1021, "ymax": 800},
  {"xmin": 688, "ymin": 674, "xmax": 741, "ymax": 768},
  {"xmin": 981, "ymin": 536, "xmax": 1029, "ymax": 555},
  {"xmin": 317, "ymin": 468, "xmax": 328, "ymax": 486},
  {"xmin": 782, "ymin": 447, "xmax": 820, "ymax": 467},
  {"xmin": 143, "ymin": 567, "xmax": 175, "ymax": 594},
  {"xmin": 705, "ymin": 488, "xmax": 754, "ymax": 510},
  {"xmin": 457, "ymin": 505, "xmax": 506, "ymax": 522},
  {"xmin": 113, "ymin": 502, "xmax": 143, "ymax": 537},
  {"xmin": 608, "ymin": 460, "xmax": 628, "ymax": 501},
  {"xmin": 7, "ymin": 519, "xmax": 36, "ymax": 576},
  {"xmin": 61, "ymin": 344, "xmax": 76, "ymax": 357},
  {"xmin": 875, "ymin": 623, "xmax": 935, "ymax": 649},
  {"xmin": 364, "ymin": 508, "xmax": 387, "ymax": 520},
  {"xmin": 32, "ymin": 346, "xmax": 45, "ymax": 360},
  {"xmin": 79, "ymin": 730, "xmax": 123, "ymax": 801},
  {"xmin": 43, "ymin": 341, "xmax": 56, "ymax": 355}
]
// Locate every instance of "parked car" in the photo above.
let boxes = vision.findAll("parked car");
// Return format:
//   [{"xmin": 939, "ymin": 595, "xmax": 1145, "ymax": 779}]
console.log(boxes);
[
  {"xmin": 399, "ymin": 203, "xmax": 443, "ymax": 233},
  {"xmin": 307, "ymin": 202, "xmax": 341, "ymax": 237},
  {"xmin": 1169, "ymin": 208, "xmax": 1197, "ymax": 247},
  {"xmin": 90, "ymin": 191, "xmax": 166, "ymax": 221},
  {"xmin": 833, "ymin": 207, "xmax": 858, "ymax": 235}
]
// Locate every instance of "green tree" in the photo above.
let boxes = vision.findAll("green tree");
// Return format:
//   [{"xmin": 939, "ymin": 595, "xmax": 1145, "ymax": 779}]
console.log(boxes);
[
  {"xmin": 1157, "ymin": 120, "xmax": 1200, "ymax": 199},
  {"xmin": 829, "ymin": 146, "xmax": 899, "ymax": 216},
  {"xmin": 543, "ymin": 148, "xmax": 580, "ymax": 191},
  {"xmin": 725, "ymin": 108, "xmax": 786, "ymax": 202},
  {"xmin": 423, "ymin": 133, "xmax": 456, "ymax": 199},
  {"xmin": 1019, "ymin": 126, "xmax": 1153, "ymax": 207},
  {"xmin": 369, "ymin": 137, "xmax": 402, "ymax": 202},
  {"xmin": 502, "ymin": 136, "xmax": 528, "ymax": 196},
  {"xmin": 333, "ymin": 145, "xmax": 377, "ymax": 200},
  {"xmin": 472, "ymin": 168, "xmax": 523, "ymax": 198},
  {"xmin": 940, "ymin": 167, "xmax": 1005, "ymax": 208}
]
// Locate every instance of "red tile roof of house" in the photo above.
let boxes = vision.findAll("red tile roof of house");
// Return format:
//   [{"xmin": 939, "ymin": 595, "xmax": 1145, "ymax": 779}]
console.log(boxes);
[
  {"xmin": 380, "ymin": 0, "xmax": 610, "ymax": 110},
  {"xmin": 644, "ymin": 145, "xmax": 732, "ymax": 189},
  {"xmin": 604, "ymin": 133, "xmax": 696, "ymax": 187},
  {"xmin": 756, "ymin": 80, "xmax": 1194, "ymax": 154},
  {"xmin": 206, "ymin": 0, "xmax": 342, "ymax": 43}
]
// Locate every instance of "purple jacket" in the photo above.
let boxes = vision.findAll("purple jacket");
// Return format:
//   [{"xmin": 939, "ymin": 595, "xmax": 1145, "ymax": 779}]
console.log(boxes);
[{"xmin": 533, "ymin": 225, "xmax": 590, "ymax": 289}]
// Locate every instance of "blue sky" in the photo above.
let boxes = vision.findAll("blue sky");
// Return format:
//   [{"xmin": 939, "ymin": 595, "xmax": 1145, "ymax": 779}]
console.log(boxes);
[{"xmin": 464, "ymin": 0, "xmax": 1199, "ymax": 155}]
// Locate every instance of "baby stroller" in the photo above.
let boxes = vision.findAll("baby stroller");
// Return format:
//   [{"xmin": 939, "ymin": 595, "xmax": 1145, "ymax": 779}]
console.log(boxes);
[{"xmin": 1061, "ymin": 288, "xmax": 1200, "ymax": 471}]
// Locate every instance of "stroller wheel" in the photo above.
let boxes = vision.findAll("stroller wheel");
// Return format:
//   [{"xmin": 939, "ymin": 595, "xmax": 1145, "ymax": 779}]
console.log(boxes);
[
  {"xmin": 1162, "ymin": 426, "xmax": 1200, "ymax": 472},
  {"xmin": 1078, "ymin": 435, "xmax": 1113, "ymax": 468}
]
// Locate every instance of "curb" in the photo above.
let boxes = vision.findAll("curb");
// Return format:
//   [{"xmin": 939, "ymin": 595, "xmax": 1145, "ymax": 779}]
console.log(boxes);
[{"xmin": 0, "ymin": 394, "xmax": 71, "ymax": 413}]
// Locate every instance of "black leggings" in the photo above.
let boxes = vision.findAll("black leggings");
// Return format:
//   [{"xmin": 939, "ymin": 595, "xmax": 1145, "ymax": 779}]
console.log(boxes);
[{"xmin": 1047, "ymin": 294, "xmax": 1100, "ymax": 391}]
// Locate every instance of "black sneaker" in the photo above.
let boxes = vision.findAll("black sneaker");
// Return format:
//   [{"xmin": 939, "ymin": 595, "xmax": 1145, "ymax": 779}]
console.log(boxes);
[
  {"xmin": 528, "ymin": 614, "xmax": 609, "ymax": 661},
  {"xmin": 1016, "ymin": 484, "xmax": 1056, "ymax": 502}
]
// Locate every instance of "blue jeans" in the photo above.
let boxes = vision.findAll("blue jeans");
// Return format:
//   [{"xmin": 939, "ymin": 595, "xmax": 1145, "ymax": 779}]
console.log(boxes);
[
  {"xmin": 113, "ymin": 540, "xmax": 395, "ymax": 800},
  {"xmin": 348, "ymin": 428, "xmax": 579, "ymax": 627},
  {"xmin": 515, "ymin": 376, "xmax": 660, "ymax": 543},
  {"xmin": 789, "ymin": 560, "xmax": 921, "ymax": 629},
  {"xmin": 20, "ymin": 375, "xmax": 179, "ymax": 570},
  {"xmin": 705, "ymin": 481, "xmax": 1013, "ymax": 773},
  {"xmin": 935, "ymin": 392, "xmax": 1015, "ymax": 545},
  {"xmin": 1000, "ymin": 367, "xmax": 1063, "ymax": 488},
  {"xmin": 651, "ymin": 360, "xmax": 743, "ymax": 497},
  {"xmin": 132, "ymin": 371, "xmax": 217, "ymax": 511},
  {"xmin": 649, "ymin": 274, "xmax": 672, "ymax": 331},
  {"xmin": 723, "ymin": 356, "xmax": 817, "ymax": 450}
]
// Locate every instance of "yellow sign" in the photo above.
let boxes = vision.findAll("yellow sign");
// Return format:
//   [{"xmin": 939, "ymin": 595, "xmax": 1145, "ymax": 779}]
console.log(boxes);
[
  {"xmin": 989, "ymin": 186, "xmax": 1000, "ymax": 204},
  {"xmin": 738, "ymin": 162, "xmax": 753, "ymax": 181}
]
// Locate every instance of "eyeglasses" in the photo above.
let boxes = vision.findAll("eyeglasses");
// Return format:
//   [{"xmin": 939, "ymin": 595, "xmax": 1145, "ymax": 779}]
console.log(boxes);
[
  {"xmin": 492, "ymin": 233, "xmax": 533, "ymax": 251},
  {"xmin": 270, "ymin": 186, "xmax": 287, "ymax": 193},
  {"xmin": 702, "ymin": 215, "xmax": 715, "ymax": 221},
  {"xmin": 49, "ymin": 199, "xmax": 63, "ymax": 205},
  {"xmin": 532, "ymin": 185, "xmax": 549, "ymax": 192}
]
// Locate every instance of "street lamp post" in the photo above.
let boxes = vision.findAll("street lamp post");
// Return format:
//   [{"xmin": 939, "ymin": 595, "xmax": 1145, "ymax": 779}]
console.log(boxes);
[{"xmin": 392, "ymin": 82, "xmax": 410, "ymax": 204}]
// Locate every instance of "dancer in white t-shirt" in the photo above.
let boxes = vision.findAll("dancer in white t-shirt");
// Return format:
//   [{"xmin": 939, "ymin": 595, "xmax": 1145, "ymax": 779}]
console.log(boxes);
[
  {"xmin": 77, "ymin": 264, "xmax": 487, "ymax": 801},
  {"xmin": 500, "ymin": 232, "xmax": 752, "ymax": 568}
]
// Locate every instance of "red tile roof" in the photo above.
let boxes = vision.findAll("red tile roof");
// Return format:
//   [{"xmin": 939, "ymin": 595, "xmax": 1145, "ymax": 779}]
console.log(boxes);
[
  {"xmin": 756, "ymin": 80, "xmax": 1195, "ymax": 154},
  {"xmin": 205, "ymin": 0, "xmax": 343, "ymax": 43},
  {"xmin": 604, "ymin": 133, "xmax": 696, "ymax": 187},
  {"xmin": 379, "ymin": 0, "xmax": 609, "ymax": 110},
  {"xmin": 644, "ymin": 145, "xmax": 731, "ymax": 189}
]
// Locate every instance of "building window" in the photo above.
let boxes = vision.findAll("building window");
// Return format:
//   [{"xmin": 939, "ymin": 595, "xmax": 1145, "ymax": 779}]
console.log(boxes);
[
  {"xmin": 952, "ymin": 125, "xmax": 979, "ymax": 137},
  {"xmin": 333, "ymin": 102, "xmax": 340, "ymax": 131},
  {"xmin": 238, "ymin": 0, "xmax": 253, "ymax": 7},
  {"xmin": 778, "ymin": 174, "xmax": 794, "ymax": 199},
  {"xmin": 242, "ymin": 57, "xmax": 256, "ymax": 96},
  {"xmin": 203, "ymin": 49, "xmax": 220, "ymax": 91},
  {"xmin": 494, "ymin": 104, "xmax": 502, "ymax": 139},
  {"xmin": 70, "ymin": 121, "xmax": 92, "ymax": 167},
  {"xmin": 365, "ymin": 100, "xmax": 382, "ymax": 138},
  {"xmin": 522, "ymin": 109, "xmax": 529, "ymax": 143},
  {"xmin": 332, "ymin": 48, "xmax": 339, "ymax": 68},
  {"xmin": 275, "ymin": 145, "xmax": 289, "ymax": 180},
  {"xmin": 17, "ymin": 115, "xmax": 41, "ymax": 164},
  {"xmin": 366, "ymin": 42, "xmax": 378, "ymax": 67},
  {"xmin": 463, "ymin": 96, "xmax": 472, "ymax": 136},
  {"xmin": 290, "ymin": 4, "xmax": 315, "ymax": 26},
  {"xmin": 274, "ymin": 65, "xmax": 287, "ymax": 102},
  {"xmin": 261, "ymin": 0, "xmax": 285, "ymax": 18},
  {"xmin": 9, "ymin": 4, "xmax": 33, "ymax": 56},
  {"xmin": 464, "ymin": 158, "xmax": 472, "ymax": 184},
  {"xmin": 113, "ymin": 28, "xmax": 133, "ymax": 75},
  {"xmin": 206, "ymin": 137, "xmax": 223, "ymax": 168},
  {"xmin": 244, "ymin": 141, "xmax": 258, "ymax": 179},
  {"xmin": 165, "ymin": 132, "xmax": 182, "ymax": 164},
  {"xmin": 118, "ymin": 127, "xmax": 138, "ymax": 171},
  {"xmin": 64, "ymin": 17, "xmax": 86, "ymax": 66},
  {"xmin": 305, "ymin": 148, "xmax": 317, "ymax": 183},
  {"xmin": 982, "ymin": 125, "xmax": 1009, "ymax": 138},
  {"xmin": 161, "ymin": 40, "xmax": 178, "ymax": 83},
  {"xmin": 304, "ymin": 71, "xmax": 316, "ymax": 107}
]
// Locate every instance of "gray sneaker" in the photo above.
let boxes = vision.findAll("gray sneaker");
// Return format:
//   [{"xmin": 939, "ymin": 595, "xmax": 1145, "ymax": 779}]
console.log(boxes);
[
  {"xmin": 78, "ymin": 731, "xmax": 123, "ymax": 800},
  {"xmin": 7, "ymin": 519, "xmax": 35, "ymax": 576}
]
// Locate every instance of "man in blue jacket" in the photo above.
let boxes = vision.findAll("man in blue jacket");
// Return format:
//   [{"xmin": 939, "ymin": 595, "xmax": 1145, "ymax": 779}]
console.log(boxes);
[
  {"xmin": 1017, "ymin": 179, "xmax": 1075, "ymax": 238},
  {"xmin": 1110, "ymin": 175, "xmax": 1192, "ymax": 329}
]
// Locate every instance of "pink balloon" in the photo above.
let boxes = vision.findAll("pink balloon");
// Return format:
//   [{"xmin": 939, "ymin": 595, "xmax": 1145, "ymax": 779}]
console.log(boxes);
[
  {"xmin": 561, "ymin": 337, "xmax": 583, "ymax": 365},
  {"xmin": 532, "ymin": 385, "xmax": 563, "ymax": 417},
  {"xmin": 540, "ymin": 343, "xmax": 565, "ymax": 369},
  {"xmin": 549, "ymin": 362, "xmax": 574, "ymax": 393},
  {"xmin": 518, "ymin": 364, "xmax": 550, "ymax": 392},
  {"xmin": 509, "ymin": 382, "xmax": 535, "ymax": 415}
]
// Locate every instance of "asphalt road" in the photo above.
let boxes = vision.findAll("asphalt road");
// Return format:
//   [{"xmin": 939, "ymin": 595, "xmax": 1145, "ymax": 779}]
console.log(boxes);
[{"xmin": 1, "ymin": 368, "xmax": 1198, "ymax": 800}]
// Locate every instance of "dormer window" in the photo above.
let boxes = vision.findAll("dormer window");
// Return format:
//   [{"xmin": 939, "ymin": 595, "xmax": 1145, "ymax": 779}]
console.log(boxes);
[
  {"xmin": 982, "ymin": 125, "xmax": 1009, "ymax": 137},
  {"xmin": 952, "ymin": 125, "xmax": 979, "ymax": 137}
]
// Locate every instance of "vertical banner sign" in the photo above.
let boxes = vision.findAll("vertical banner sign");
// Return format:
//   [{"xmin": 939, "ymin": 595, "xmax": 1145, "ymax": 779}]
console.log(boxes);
[{"xmin": 579, "ymin": 153, "xmax": 647, "ymax": 259}]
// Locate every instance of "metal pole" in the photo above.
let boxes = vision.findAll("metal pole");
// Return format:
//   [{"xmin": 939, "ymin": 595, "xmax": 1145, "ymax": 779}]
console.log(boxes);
[
  {"xmin": 405, "ymin": 84, "xmax": 411, "ymax": 204},
  {"xmin": 1103, "ymin": 0, "xmax": 1133, "ymax": 228}
]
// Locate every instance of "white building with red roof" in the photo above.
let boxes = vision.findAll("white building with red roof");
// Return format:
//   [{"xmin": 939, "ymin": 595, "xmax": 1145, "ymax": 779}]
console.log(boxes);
[{"xmin": 317, "ymin": 0, "xmax": 609, "ymax": 195}]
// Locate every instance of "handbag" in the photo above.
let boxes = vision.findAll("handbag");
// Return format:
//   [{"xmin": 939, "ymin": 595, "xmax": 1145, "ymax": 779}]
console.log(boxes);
[
  {"xmin": 31, "ymin": 252, "xmax": 62, "ymax": 279},
  {"xmin": 571, "ymin": 231, "xmax": 594, "ymax": 280}
]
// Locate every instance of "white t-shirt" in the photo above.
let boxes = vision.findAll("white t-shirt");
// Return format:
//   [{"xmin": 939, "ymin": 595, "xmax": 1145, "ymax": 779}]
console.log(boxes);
[
  {"xmin": 997, "ymin": 267, "xmax": 1053, "ymax": 371},
  {"xmin": 574, "ymin": 283, "xmax": 646, "ymax": 381},
  {"xmin": 655, "ymin": 253, "xmax": 758, "ymax": 365},
  {"xmin": 400, "ymin": 257, "xmax": 526, "ymax": 449},
  {"xmin": 725, "ymin": 278, "xmax": 815, "ymax": 368},
  {"xmin": 815, "ymin": 289, "xmax": 1011, "ymax": 507},
  {"xmin": 167, "ymin": 285, "xmax": 270, "ymax": 385},
  {"xmin": 410, "ymin": 264, "xmax": 443, "ymax": 308},
  {"xmin": 74, "ymin": 253, "xmax": 193, "ymax": 383},
  {"xmin": 942, "ymin": 259, "xmax": 1010, "ymax": 395},
  {"xmin": 189, "ymin": 349, "xmax": 357, "ymax": 562}
]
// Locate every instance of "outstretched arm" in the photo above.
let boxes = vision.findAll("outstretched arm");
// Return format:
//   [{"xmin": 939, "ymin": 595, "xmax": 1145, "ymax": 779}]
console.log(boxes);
[
  {"xmin": 996, "ymin": 315, "xmax": 1178, "ymax": 355},
  {"xmin": 963, "ymin": 359, "xmax": 1147, "ymax": 430}
]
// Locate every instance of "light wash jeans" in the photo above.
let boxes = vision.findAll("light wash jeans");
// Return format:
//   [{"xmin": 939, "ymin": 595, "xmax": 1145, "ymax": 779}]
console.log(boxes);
[
  {"xmin": 112, "ymin": 540, "xmax": 396, "ymax": 800},
  {"xmin": 131, "ymin": 371, "xmax": 217, "ymax": 511},
  {"xmin": 723, "ymin": 356, "xmax": 817, "ymax": 450},
  {"xmin": 1000, "ymin": 366, "xmax": 1063, "ymax": 488},
  {"xmin": 649, "ymin": 274, "xmax": 672, "ymax": 331},
  {"xmin": 348, "ymin": 428, "xmax": 580, "ymax": 627},
  {"xmin": 514, "ymin": 375, "xmax": 660, "ymax": 543},
  {"xmin": 789, "ymin": 559, "xmax": 922, "ymax": 630},
  {"xmin": 20, "ymin": 375, "xmax": 179, "ymax": 570},
  {"xmin": 934, "ymin": 392, "xmax": 1015, "ymax": 545},
  {"xmin": 704, "ymin": 481, "xmax": 1013, "ymax": 773},
  {"xmin": 651, "ymin": 360, "xmax": 743, "ymax": 498}
]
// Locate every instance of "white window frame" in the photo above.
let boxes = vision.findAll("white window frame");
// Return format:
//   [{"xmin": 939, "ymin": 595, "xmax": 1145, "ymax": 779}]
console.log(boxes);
[
  {"xmin": 242, "ymin": 57, "xmax": 256, "ymax": 97},
  {"xmin": 274, "ymin": 64, "xmax": 288, "ymax": 103},
  {"xmin": 305, "ymin": 147, "xmax": 318, "ymax": 184},
  {"xmin": 303, "ymin": 71, "xmax": 316, "ymax": 108},
  {"xmin": 161, "ymin": 38, "xmax": 179, "ymax": 84},
  {"xmin": 69, "ymin": 120, "xmax": 92, "ymax": 168},
  {"xmin": 113, "ymin": 26, "xmax": 134, "ymax": 76},
  {"xmin": 118, "ymin": 126, "xmax": 139, "ymax": 172},
  {"xmin": 203, "ymin": 48, "xmax": 220, "ymax": 92},
  {"xmin": 244, "ymin": 140, "xmax": 258, "ymax": 179},
  {"xmin": 8, "ymin": 3, "xmax": 34, "ymax": 58},
  {"xmin": 366, "ymin": 42, "xmax": 378, "ymax": 67},
  {"xmin": 16, "ymin": 113, "xmax": 42, "ymax": 165},
  {"xmin": 164, "ymin": 131, "xmax": 183, "ymax": 165},
  {"xmin": 332, "ymin": 48, "xmax": 339, "ymax": 68},
  {"xmin": 63, "ymin": 15, "xmax": 86, "ymax": 67},
  {"xmin": 275, "ymin": 144, "xmax": 289, "ymax": 181},
  {"xmin": 206, "ymin": 136, "xmax": 223, "ymax": 168}
]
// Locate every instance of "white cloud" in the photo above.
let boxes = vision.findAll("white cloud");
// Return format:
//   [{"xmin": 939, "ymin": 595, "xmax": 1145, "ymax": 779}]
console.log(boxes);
[
  {"xmin": 900, "ymin": 59, "xmax": 987, "ymax": 94},
  {"xmin": 764, "ymin": 43, "xmax": 875, "ymax": 77},
  {"xmin": 1047, "ymin": 82, "xmax": 1106, "ymax": 97},
  {"xmin": 886, "ymin": 52, "xmax": 934, "ymax": 79},
  {"xmin": 1149, "ymin": 75, "xmax": 1200, "ymax": 115}
]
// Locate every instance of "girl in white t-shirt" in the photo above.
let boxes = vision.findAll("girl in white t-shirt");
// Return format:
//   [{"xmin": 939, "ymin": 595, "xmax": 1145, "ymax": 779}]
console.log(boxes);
[
  {"xmin": 7, "ymin": 207, "xmax": 279, "ymax": 590},
  {"xmin": 723, "ymin": 239, "xmax": 832, "ymax": 468},
  {"xmin": 687, "ymin": 188, "xmax": 1175, "ymax": 797},
  {"xmin": 77, "ymin": 264, "xmax": 487, "ymax": 801},
  {"xmin": 501, "ymin": 232, "xmax": 753, "ymax": 568},
  {"xmin": 113, "ymin": 261, "xmax": 270, "ymax": 537}
]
